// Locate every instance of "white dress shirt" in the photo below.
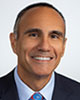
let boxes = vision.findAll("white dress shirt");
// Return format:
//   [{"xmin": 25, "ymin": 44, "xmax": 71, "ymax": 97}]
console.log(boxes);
[{"xmin": 14, "ymin": 67, "xmax": 55, "ymax": 100}]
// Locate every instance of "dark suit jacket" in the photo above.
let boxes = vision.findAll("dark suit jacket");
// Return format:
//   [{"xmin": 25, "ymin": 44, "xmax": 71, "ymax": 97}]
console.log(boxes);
[{"xmin": 0, "ymin": 69, "xmax": 80, "ymax": 100}]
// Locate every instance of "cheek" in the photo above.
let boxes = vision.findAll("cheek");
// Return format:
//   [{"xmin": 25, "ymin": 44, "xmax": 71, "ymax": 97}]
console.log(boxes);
[
  {"xmin": 22, "ymin": 39, "xmax": 38, "ymax": 49},
  {"xmin": 52, "ymin": 42, "xmax": 64, "ymax": 57},
  {"xmin": 20, "ymin": 40, "xmax": 38, "ymax": 57}
]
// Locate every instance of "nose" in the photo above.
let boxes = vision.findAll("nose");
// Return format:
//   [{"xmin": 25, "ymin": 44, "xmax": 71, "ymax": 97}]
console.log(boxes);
[{"xmin": 37, "ymin": 37, "xmax": 51, "ymax": 52}]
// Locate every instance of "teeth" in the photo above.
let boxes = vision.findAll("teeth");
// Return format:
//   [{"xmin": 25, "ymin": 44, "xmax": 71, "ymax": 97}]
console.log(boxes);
[{"xmin": 33, "ymin": 57, "xmax": 51, "ymax": 60}]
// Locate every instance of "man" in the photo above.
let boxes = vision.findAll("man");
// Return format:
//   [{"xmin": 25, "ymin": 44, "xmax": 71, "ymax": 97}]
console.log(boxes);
[{"xmin": 0, "ymin": 2, "xmax": 80, "ymax": 100}]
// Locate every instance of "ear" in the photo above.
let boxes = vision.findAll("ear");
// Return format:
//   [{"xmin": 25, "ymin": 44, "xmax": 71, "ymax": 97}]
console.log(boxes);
[
  {"xmin": 61, "ymin": 38, "xmax": 67, "ymax": 57},
  {"xmin": 9, "ymin": 33, "xmax": 17, "ymax": 54}
]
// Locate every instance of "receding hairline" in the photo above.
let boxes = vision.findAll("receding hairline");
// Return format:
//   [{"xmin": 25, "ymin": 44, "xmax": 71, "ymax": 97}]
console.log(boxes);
[{"xmin": 20, "ymin": 6, "xmax": 64, "ymax": 22}]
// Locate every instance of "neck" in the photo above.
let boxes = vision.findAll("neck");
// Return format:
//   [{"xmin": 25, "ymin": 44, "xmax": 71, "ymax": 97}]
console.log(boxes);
[{"xmin": 17, "ymin": 66, "xmax": 52, "ymax": 91}]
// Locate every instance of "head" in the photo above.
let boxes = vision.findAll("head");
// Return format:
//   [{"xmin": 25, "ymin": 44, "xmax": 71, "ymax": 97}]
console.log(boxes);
[{"xmin": 10, "ymin": 3, "xmax": 67, "ymax": 78}]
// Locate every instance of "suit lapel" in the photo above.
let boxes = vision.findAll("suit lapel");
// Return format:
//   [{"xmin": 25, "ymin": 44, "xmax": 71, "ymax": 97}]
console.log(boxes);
[
  {"xmin": 52, "ymin": 72, "xmax": 72, "ymax": 100},
  {"xmin": 1, "ymin": 70, "xmax": 19, "ymax": 100},
  {"xmin": 2, "ymin": 84, "xmax": 19, "ymax": 100}
]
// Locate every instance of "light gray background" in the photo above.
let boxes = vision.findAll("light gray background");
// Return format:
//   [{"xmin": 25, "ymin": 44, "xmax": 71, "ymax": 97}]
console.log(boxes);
[{"xmin": 0, "ymin": 0, "xmax": 80, "ymax": 82}]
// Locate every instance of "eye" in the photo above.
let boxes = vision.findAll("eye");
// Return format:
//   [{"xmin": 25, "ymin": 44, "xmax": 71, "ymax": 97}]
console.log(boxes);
[
  {"xmin": 28, "ymin": 33, "xmax": 38, "ymax": 37},
  {"xmin": 50, "ymin": 34, "xmax": 59, "ymax": 39}
]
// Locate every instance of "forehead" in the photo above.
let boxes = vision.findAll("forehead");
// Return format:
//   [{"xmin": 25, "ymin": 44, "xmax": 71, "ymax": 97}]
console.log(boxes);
[
  {"xmin": 19, "ymin": 7, "xmax": 65, "ymax": 34},
  {"xmin": 21, "ymin": 6, "xmax": 64, "ymax": 22}
]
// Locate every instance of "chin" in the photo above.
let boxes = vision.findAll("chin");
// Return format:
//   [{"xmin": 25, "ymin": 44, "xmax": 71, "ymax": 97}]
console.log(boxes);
[{"xmin": 33, "ymin": 70, "xmax": 53, "ymax": 77}]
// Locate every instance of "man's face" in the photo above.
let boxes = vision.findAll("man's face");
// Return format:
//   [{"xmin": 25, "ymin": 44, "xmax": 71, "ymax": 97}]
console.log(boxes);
[{"xmin": 10, "ymin": 7, "xmax": 66, "ymax": 77}]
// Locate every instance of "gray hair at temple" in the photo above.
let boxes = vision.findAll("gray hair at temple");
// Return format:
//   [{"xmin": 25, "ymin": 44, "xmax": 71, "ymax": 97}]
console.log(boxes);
[{"xmin": 13, "ymin": 2, "xmax": 66, "ymax": 39}]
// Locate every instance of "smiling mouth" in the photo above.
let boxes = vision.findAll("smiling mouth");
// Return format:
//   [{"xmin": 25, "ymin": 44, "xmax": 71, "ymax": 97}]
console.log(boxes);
[{"xmin": 31, "ymin": 56, "xmax": 54, "ymax": 61}]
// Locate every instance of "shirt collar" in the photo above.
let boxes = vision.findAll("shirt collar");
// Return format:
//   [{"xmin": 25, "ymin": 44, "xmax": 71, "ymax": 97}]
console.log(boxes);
[
  {"xmin": 14, "ymin": 67, "xmax": 55, "ymax": 100},
  {"xmin": 39, "ymin": 72, "xmax": 55, "ymax": 100}
]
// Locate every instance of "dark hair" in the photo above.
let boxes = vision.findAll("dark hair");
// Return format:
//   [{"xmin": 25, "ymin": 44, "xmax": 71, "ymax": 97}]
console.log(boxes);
[{"xmin": 13, "ymin": 2, "xmax": 66, "ymax": 38}]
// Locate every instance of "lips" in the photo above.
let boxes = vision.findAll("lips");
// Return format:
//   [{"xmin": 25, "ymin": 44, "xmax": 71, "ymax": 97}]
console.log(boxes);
[
  {"xmin": 31, "ymin": 56, "xmax": 54, "ymax": 61},
  {"xmin": 33, "ymin": 56, "xmax": 51, "ymax": 60}
]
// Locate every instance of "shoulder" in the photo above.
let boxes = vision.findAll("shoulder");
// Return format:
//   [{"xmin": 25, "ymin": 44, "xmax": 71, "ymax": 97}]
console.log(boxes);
[
  {"xmin": 0, "ymin": 70, "xmax": 15, "ymax": 94},
  {"xmin": 55, "ymin": 72, "xmax": 80, "ymax": 86},
  {"xmin": 0, "ymin": 70, "xmax": 14, "ymax": 86},
  {"xmin": 0, "ymin": 70, "xmax": 19, "ymax": 100},
  {"xmin": 55, "ymin": 72, "xmax": 80, "ymax": 95}
]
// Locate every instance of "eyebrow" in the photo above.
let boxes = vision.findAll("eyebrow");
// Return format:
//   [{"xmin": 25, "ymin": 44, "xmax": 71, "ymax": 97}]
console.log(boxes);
[
  {"xmin": 50, "ymin": 30, "xmax": 64, "ymax": 38},
  {"xmin": 24, "ymin": 28, "xmax": 64, "ymax": 37},
  {"xmin": 24, "ymin": 28, "xmax": 42, "ymax": 34}
]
